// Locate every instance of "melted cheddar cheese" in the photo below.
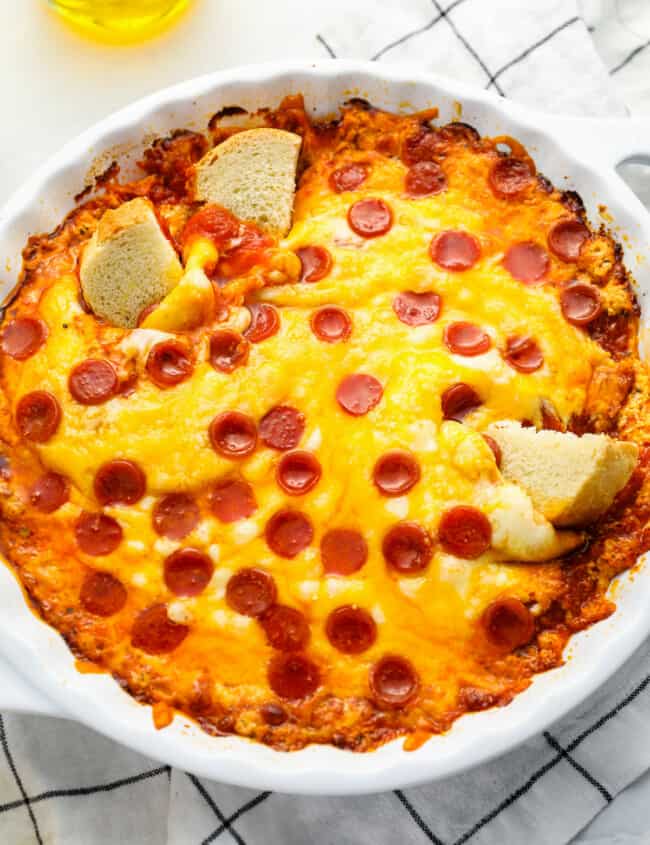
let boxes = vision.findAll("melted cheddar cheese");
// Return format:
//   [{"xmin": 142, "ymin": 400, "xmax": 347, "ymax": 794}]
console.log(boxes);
[{"xmin": 0, "ymin": 99, "xmax": 648, "ymax": 751}]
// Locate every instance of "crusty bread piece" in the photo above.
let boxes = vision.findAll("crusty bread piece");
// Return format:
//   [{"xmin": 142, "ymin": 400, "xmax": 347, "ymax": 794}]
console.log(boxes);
[
  {"xmin": 486, "ymin": 421, "xmax": 638, "ymax": 527},
  {"xmin": 80, "ymin": 198, "xmax": 183, "ymax": 328},
  {"xmin": 195, "ymin": 128, "xmax": 302, "ymax": 237}
]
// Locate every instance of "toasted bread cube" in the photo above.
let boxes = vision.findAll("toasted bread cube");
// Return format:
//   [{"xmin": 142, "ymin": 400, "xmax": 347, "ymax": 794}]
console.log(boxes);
[
  {"xmin": 486, "ymin": 421, "xmax": 638, "ymax": 526},
  {"xmin": 195, "ymin": 128, "xmax": 301, "ymax": 238},
  {"xmin": 80, "ymin": 198, "xmax": 182, "ymax": 329}
]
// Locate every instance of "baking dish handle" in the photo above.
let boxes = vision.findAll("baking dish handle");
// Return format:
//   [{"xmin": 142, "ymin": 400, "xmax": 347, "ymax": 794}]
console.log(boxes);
[
  {"xmin": 552, "ymin": 116, "xmax": 650, "ymax": 172},
  {"xmin": 0, "ymin": 653, "xmax": 62, "ymax": 717}
]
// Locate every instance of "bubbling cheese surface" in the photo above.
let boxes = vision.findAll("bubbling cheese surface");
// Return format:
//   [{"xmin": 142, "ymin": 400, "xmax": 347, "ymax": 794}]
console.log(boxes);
[{"xmin": 0, "ymin": 100, "xmax": 646, "ymax": 751}]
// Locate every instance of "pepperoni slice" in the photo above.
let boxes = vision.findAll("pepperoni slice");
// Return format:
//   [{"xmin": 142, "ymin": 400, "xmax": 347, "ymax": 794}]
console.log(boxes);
[
  {"xmin": 296, "ymin": 246, "xmax": 333, "ymax": 283},
  {"xmin": 265, "ymin": 509, "xmax": 313, "ymax": 558},
  {"xmin": 164, "ymin": 548, "xmax": 213, "ymax": 597},
  {"xmin": 336, "ymin": 373, "xmax": 383, "ymax": 416},
  {"xmin": 326, "ymin": 605, "xmax": 377, "ymax": 654},
  {"xmin": 131, "ymin": 604, "xmax": 188, "ymax": 655},
  {"xmin": 152, "ymin": 493, "xmax": 200, "ymax": 539},
  {"xmin": 347, "ymin": 198, "xmax": 393, "ymax": 238},
  {"xmin": 181, "ymin": 204, "xmax": 240, "ymax": 249},
  {"xmin": 441, "ymin": 122, "xmax": 481, "ymax": 143},
  {"xmin": 321, "ymin": 529, "xmax": 368, "ymax": 575},
  {"xmin": 405, "ymin": 161, "xmax": 447, "ymax": 197},
  {"xmin": 1, "ymin": 318, "xmax": 46, "ymax": 360},
  {"xmin": 548, "ymin": 219, "xmax": 589, "ymax": 262},
  {"xmin": 146, "ymin": 341, "xmax": 193, "ymax": 389},
  {"xmin": 438, "ymin": 505, "xmax": 492, "ymax": 559},
  {"xmin": 489, "ymin": 157, "xmax": 534, "ymax": 198},
  {"xmin": 402, "ymin": 127, "xmax": 440, "ymax": 165},
  {"xmin": 244, "ymin": 302, "xmax": 280, "ymax": 343},
  {"xmin": 261, "ymin": 703, "xmax": 287, "ymax": 726},
  {"xmin": 94, "ymin": 459, "xmax": 146, "ymax": 506},
  {"xmin": 430, "ymin": 231, "xmax": 480, "ymax": 271},
  {"xmin": 441, "ymin": 383, "xmax": 482, "ymax": 422},
  {"xmin": 370, "ymin": 655, "xmax": 419, "ymax": 708},
  {"xmin": 208, "ymin": 330, "xmax": 249, "ymax": 373},
  {"xmin": 16, "ymin": 391, "xmax": 61, "ymax": 442},
  {"xmin": 276, "ymin": 451, "xmax": 321, "ymax": 496},
  {"xmin": 75, "ymin": 512, "xmax": 123, "ymax": 556},
  {"xmin": 310, "ymin": 307, "xmax": 352, "ymax": 343},
  {"xmin": 29, "ymin": 472, "xmax": 69, "ymax": 513},
  {"xmin": 392, "ymin": 291, "xmax": 441, "ymax": 326},
  {"xmin": 80, "ymin": 571, "xmax": 127, "ymax": 617},
  {"xmin": 68, "ymin": 359, "xmax": 118, "ymax": 405},
  {"xmin": 482, "ymin": 597, "xmax": 535, "ymax": 650},
  {"xmin": 382, "ymin": 522, "xmax": 432, "ymax": 574},
  {"xmin": 482, "ymin": 434, "xmax": 502, "ymax": 467},
  {"xmin": 259, "ymin": 405, "xmax": 305, "ymax": 451},
  {"xmin": 373, "ymin": 450, "xmax": 421, "ymax": 497},
  {"xmin": 504, "ymin": 335, "xmax": 544, "ymax": 373},
  {"xmin": 330, "ymin": 162, "xmax": 369, "ymax": 193},
  {"xmin": 268, "ymin": 653, "xmax": 320, "ymax": 700},
  {"xmin": 560, "ymin": 282, "xmax": 602, "ymax": 326},
  {"xmin": 503, "ymin": 242, "xmax": 549, "ymax": 284},
  {"xmin": 210, "ymin": 478, "xmax": 257, "ymax": 522},
  {"xmin": 226, "ymin": 568, "xmax": 276, "ymax": 617},
  {"xmin": 209, "ymin": 411, "xmax": 257, "ymax": 458},
  {"xmin": 444, "ymin": 322, "xmax": 491, "ymax": 356},
  {"xmin": 261, "ymin": 604, "xmax": 310, "ymax": 651}
]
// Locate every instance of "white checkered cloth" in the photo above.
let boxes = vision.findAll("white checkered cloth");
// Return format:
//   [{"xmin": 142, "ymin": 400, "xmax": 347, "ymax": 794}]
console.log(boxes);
[{"xmin": 2, "ymin": 1, "xmax": 650, "ymax": 843}]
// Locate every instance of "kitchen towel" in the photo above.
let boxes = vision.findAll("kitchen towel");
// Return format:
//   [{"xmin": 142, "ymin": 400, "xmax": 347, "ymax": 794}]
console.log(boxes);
[{"xmin": 2, "ymin": 1, "xmax": 650, "ymax": 844}]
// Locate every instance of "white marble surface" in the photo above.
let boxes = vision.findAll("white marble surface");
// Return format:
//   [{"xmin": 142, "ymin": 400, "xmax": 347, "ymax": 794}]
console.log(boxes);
[{"xmin": 1, "ymin": 3, "xmax": 649, "ymax": 842}]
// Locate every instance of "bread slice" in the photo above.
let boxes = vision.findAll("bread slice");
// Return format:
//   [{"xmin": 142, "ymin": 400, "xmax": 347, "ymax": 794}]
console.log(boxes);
[
  {"xmin": 486, "ymin": 421, "xmax": 638, "ymax": 527},
  {"xmin": 195, "ymin": 128, "xmax": 302, "ymax": 237},
  {"xmin": 80, "ymin": 198, "xmax": 183, "ymax": 328}
]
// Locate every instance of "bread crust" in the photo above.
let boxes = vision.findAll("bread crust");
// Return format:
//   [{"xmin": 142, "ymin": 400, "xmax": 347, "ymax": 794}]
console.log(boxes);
[
  {"xmin": 487, "ymin": 421, "xmax": 639, "ymax": 526},
  {"xmin": 195, "ymin": 128, "xmax": 301, "ymax": 237},
  {"xmin": 80, "ymin": 198, "xmax": 182, "ymax": 328}
]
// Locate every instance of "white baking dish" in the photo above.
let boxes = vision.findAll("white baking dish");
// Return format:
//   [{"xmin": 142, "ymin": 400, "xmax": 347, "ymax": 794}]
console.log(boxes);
[{"xmin": 0, "ymin": 61, "xmax": 649, "ymax": 795}]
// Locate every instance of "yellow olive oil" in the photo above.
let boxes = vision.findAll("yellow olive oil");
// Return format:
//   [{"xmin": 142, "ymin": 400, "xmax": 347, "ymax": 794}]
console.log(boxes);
[{"xmin": 48, "ymin": 0, "xmax": 192, "ymax": 44}]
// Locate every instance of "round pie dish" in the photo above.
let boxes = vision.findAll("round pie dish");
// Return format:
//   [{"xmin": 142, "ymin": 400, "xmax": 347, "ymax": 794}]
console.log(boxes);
[{"xmin": 0, "ymin": 61, "xmax": 649, "ymax": 794}]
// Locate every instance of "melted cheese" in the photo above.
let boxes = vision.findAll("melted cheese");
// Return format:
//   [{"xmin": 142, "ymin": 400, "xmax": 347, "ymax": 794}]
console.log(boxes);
[{"xmin": 0, "ymin": 114, "xmax": 632, "ymax": 744}]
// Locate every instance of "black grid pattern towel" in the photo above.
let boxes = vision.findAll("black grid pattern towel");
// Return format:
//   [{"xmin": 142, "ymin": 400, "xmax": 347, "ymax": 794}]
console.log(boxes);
[{"xmin": 2, "ymin": 1, "xmax": 650, "ymax": 843}]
